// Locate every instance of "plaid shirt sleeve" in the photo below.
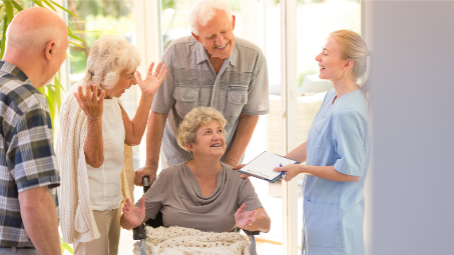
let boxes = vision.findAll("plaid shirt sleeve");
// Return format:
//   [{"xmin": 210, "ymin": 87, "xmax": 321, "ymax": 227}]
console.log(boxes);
[{"xmin": 7, "ymin": 94, "xmax": 60, "ymax": 193}]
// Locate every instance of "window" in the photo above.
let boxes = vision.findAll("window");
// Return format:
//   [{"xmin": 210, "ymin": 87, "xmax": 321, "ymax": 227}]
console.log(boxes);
[{"xmin": 58, "ymin": 1, "xmax": 363, "ymax": 253}]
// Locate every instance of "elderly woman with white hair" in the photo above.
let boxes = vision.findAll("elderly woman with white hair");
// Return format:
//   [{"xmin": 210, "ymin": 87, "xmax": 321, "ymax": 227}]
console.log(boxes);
[
  {"xmin": 120, "ymin": 107, "xmax": 271, "ymax": 237},
  {"xmin": 57, "ymin": 34, "xmax": 167, "ymax": 255}
]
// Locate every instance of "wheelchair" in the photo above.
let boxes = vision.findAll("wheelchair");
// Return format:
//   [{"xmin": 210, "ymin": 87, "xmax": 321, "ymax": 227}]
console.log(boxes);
[{"xmin": 132, "ymin": 177, "xmax": 260, "ymax": 255}]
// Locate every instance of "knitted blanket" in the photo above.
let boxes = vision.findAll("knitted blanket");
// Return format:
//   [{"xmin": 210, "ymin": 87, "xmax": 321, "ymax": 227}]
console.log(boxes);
[
  {"xmin": 57, "ymin": 80, "xmax": 133, "ymax": 243},
  {"xmin": 133, "ymin": 226, "xmax": 251, "ymax": 255}
]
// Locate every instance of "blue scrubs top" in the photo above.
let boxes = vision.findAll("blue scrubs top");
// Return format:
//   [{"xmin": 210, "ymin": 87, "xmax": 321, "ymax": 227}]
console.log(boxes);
[{"xmin": 302, "ymin": 89, "xmax": 370, "ymax": 255}]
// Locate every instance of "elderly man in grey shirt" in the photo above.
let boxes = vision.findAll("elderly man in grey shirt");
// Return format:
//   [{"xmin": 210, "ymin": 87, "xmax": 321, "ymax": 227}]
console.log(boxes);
[{"xmin": 135, "ymin": 0, "xmax": 269, "ymax": 186}]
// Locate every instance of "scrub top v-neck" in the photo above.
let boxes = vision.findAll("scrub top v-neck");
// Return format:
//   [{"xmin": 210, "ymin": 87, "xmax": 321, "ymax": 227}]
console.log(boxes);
[{"xmin": 303, "ymin": 88, "xmax": 371, "ymax": 255}]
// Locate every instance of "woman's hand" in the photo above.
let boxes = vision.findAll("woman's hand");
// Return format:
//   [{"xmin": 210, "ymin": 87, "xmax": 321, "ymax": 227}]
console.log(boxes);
[
  {"xmin": 135, "ymin": 62, "xmax": 167, "ymax": 97},
  {"xmin": 273, "ymin": 163, "xmax": 304, "ymax": 182},
  {"xmin": 122, "ymin": 197, "xmax": 145, "ymax": 228},
  {"xmin": 235, "ymin": 204, "xmax": 256, "ymax": 229},
  {"xmin": 74, "ymin": 84, "xmax": 105, "ymax": 122}
]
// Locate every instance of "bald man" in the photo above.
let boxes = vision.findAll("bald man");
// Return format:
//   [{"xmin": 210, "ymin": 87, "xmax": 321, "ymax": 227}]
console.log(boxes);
[{"xmin": 0, "ymin": 7, "xmax": 68, "ymax": 255}]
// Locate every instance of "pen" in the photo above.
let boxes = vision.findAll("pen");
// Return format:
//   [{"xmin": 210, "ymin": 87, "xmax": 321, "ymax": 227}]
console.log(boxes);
[{"xmin": 280, "ymin": 164, "xmax": 286, "ymax": 180}]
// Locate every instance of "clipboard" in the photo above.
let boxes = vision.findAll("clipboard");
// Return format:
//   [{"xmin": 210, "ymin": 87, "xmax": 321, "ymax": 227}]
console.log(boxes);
[{"xmin": 238, "ymin": 151, "xmax": 300, "ymax": 183}]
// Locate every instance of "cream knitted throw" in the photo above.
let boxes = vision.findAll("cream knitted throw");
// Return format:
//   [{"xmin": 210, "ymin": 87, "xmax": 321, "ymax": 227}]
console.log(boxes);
[
  {"xmin": 57, "ymin": 80, "xmax": 133, "ymax": 243},
  {"xmin": 133, "ymin": 226, "xmax": 251, "ymax": 255}
]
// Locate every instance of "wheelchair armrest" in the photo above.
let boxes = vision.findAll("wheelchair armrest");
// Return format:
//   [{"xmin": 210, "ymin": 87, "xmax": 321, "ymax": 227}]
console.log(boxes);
[
  {"xmin": 241, "ymin": 229, "xmax": 259, "ymax": 255},
  {"xmin": 242, "ymin": 229, "xmax": 260, "ymax": 236},
  {"xmin": 133, "ymin": 223, "xmax": 146, "ymax": 240}
]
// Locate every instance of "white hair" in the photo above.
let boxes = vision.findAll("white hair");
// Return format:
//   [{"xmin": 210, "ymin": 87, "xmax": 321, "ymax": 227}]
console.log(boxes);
[
  {"xmin": 84, "ymin": 35, "xmax": 140, "ymax": 90},
  {"xmin": 6, "ymin": 25, "xmax": 64, "ymax": 54},
  {"xmin": 187, "ymin": 0, "xmax": 233, "ymax": 35}
]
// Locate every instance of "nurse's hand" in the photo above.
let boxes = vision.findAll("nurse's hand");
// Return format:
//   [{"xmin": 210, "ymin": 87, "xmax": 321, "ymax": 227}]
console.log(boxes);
[
  {"xmin": 273, "ymin": 164, "xmax": 303, "ymax": 182},
  {"xmin": 233, "ymin": 164, "xmax": 250, "ymax": 179}
]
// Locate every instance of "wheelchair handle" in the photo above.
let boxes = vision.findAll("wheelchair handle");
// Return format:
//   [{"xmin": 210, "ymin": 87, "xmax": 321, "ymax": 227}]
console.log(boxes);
[
  {"xmin": 143, "ymin": 176, "xmax": 149, "ymax": 186},
  {"xmin": 143, "ymin": 176, "xmax": 151, "ymax": 193}
]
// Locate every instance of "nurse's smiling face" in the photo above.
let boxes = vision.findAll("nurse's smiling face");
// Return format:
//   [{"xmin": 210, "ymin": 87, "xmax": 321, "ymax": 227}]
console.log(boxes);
[{"xmin": 315, "ymin": 36, "xmax": 352, "ymax": 83}]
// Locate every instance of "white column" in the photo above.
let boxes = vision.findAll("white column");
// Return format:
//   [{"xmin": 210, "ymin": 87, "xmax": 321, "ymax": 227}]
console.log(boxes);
[
  {"xmin": 281, "ymin": 0, "xmax": 299, "ymax": 254},
  {"xmin": 240, "ymin": 0, "xmax": 258, "ymax": 44},
  {"xmin": 240, "ymin": 0, "xmax": 270, "ymax": 212},
  {"xmin": 134, "ymin": 0, "xmax": 162, "ymax": 167}
]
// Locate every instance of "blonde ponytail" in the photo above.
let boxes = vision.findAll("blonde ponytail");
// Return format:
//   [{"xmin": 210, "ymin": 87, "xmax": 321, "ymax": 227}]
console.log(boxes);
[{"xmin": 330, "ymin": 29, "xmax": 370, "ymax": 103}]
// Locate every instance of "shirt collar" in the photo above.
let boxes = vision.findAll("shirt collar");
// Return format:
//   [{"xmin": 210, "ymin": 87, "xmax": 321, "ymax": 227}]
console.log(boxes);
[
  {"xmin": 195, "ymin": 37, "xmax": 238, "ymax": 67},
  {"xmin": 0, "ymin": 61, "xmax": 33, "ymax": 86}
]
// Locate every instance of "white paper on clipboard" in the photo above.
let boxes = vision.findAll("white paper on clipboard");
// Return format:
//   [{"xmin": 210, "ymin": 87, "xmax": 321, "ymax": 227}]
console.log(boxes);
[{"xmin": 239, "ymin": 151, "xmax": 300, "ymax": 182}]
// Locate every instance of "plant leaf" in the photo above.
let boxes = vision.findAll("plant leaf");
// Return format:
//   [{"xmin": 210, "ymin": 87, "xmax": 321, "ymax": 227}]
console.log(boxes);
[
  {"xmin": 71, "ymin": 30, "xmax": 100, "ymax": 33},
  {"xmin": 4, "ymin": 1, "xmax": 14, "ymax": 24},
  {"xmin": 10, "ymin": 1, "xmax": 23, "ymax": 11},
  {"xmin": 41, "ymin": 0, "xmax": 56, "ymax": 12},
  {"xmin": 66, "ymin": 51, "xmax": 74, "ymax": 59},
  {"xmin": 0, "ymin": 15, "xmax": 8, "ymax": 59},
  {"xmin": 68, "ymin": 33, "xmax": 87, "ymax": 44},
  {"xmin": 69, "ymin": 41, "xmax": 84, "ymax": 48},
  {"xmin": 54, "ymin": 76, "xmax": 62, "ymax": 113},
  {"xmin": 50, "ymin": 0, "xmax": 81, "ymax": 20},
  {"xmin": 31, "ymin": 0, "xmax": 44, "ymax": 7},
  {"xmin": 62, "ymin": 241, "xmax": 73, "ymax": 253},
  {"xmin": 45, "ymin": 84, "xmax": 56, "ymax": 124},
  {"xmin": 36, "ymin": 86, "xmax": 46, "ymax": 95}
]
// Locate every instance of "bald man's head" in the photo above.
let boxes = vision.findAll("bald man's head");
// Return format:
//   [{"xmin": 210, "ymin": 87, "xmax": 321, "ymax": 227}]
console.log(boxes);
[
  {"xmin": 6, "ymin": 7, "xmax": 67, "ymax": 54},
  {"xmin": 3, "ymin": 7, "xmax": 69, "ymax": 88}
]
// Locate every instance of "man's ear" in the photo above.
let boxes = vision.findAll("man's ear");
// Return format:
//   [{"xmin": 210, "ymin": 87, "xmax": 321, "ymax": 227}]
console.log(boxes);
[
  {"xmin": 44, "ymin": 41, "xmax": 56, "ymax": 61},
  {"xmin": 231, "ymin": 15, "xmax": 236, "ymax": 31},
  {"xmin": 191, "ymin": 32, "xmax": 201, "ymax": 43}
]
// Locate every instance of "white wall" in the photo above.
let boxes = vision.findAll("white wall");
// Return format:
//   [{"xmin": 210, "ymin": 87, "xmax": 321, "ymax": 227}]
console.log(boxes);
[{"xmin": 366, "ymin": 1, "xmax": 454, "ymax": 254}]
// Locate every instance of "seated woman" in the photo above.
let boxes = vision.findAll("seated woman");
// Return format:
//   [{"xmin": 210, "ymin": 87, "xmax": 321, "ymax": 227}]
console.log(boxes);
[
  {"xmin": 120, "ymin": 106, "xmax": 271, "ymax": 233},
  {"xmin": 58, "ymin": 34, "xmax": 167, "ymax": 255}
]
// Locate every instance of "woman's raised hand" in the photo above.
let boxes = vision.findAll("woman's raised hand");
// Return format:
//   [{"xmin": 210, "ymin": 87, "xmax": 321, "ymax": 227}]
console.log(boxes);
[
  {"xmin": 135, "ymin": 62, "xmax": 167, "ymax": 97},
  {"xmin": 122, "ymin": 197, "xmax": 146, "ymax": 228},
  {"xmin": 235, "ymin": 204, "xmax": 256, "ymax": 229},
  {"xmin": 74, "ymin": 84, "xmax": 105, "ymax": 121}
]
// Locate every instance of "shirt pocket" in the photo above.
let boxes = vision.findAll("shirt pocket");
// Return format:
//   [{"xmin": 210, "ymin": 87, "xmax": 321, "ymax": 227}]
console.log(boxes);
[
  {"xmin": 224, "ymin": 87, "xmax": 248, "ymax": 117},
  {"xmin": 173, "ymin": 87, "xmax": 199, "ymax": 118},
  {"xmin": 304, "ymin": 199, "xmax": 343, "ymax": 248}
]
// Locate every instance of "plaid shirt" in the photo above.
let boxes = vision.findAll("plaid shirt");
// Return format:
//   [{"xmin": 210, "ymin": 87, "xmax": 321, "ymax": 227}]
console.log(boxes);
[{"xmin": 0, "ymin": 61, "xmax": 60, "ymax": 247}]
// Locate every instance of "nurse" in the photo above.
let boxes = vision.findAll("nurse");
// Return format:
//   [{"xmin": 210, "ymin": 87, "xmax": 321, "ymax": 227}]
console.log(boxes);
[{"xmin": 274, "ymin": 30, "xmax": 370, "ymax": 255}]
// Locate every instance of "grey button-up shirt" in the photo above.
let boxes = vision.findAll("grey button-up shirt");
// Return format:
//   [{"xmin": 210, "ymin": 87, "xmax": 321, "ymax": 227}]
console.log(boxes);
[{"xmin": 152, "ymin": 35, "xmax": 269, "ymax": 166}]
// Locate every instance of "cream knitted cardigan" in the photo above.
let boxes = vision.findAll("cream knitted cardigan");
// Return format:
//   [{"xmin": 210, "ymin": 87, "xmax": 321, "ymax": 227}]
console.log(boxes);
[
  {"xmin": 57, "ymin": 81, "xmax": 133, "ymax": 243},
  {"xmin": 133, "ymin": 226, "xmax": 251, "ymax": 255}
]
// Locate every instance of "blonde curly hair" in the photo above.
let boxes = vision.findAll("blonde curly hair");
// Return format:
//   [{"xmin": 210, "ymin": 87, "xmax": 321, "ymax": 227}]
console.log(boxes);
[
  {"xmin": 177, "ymin": 107, "xmax": 227, "ymax": 153},
  {"xmin": 83, "ymin": 34, "xmax": 140, "ymax": 90}
]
